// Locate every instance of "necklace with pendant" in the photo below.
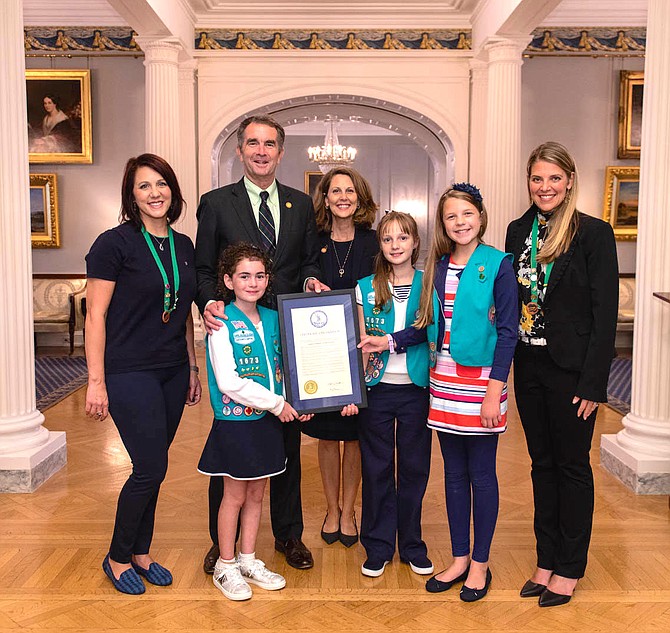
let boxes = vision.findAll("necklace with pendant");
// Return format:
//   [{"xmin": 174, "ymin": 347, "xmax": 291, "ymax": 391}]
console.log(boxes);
[
  {"xmin": 151, "ymin": 233, "xmax": 168, "ymax": 251},
  {"xmin": 331, "ymin": 237, "xmax": 354, "ymax": 277}
]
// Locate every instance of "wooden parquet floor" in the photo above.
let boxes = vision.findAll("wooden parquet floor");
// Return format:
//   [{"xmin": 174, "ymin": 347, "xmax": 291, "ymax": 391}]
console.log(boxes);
[{"xmin": 1, "ymin": 349, "xmax": 669, "ymax": 631}]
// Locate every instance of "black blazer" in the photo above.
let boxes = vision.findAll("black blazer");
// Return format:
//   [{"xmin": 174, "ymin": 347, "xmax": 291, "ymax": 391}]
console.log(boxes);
[
  {"xmin": 194, "ymin": 178, "xmax": 322, "ymax": 312},
  {"xmin": 505, "ymin": 207, "xmax": 619, "ymax": 402},
  {"xmin": 317, "ymin": 227, "xmax": 378, "ymax": 289}
]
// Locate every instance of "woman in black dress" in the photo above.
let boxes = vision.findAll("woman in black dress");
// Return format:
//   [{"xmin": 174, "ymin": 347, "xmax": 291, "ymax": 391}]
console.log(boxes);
[{"xmin": 302, "ymin": 167, "xmax": 378, "ymax": 546}]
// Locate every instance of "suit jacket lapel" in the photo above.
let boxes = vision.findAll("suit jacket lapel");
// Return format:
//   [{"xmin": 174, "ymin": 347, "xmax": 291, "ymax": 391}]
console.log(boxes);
[
  {"xmin": 275, "ymin": 182, "xmax": 294, "ymax": 262},
  {"xmin": 231, "ymin": 178, "xmax": 264, "ymax": 248},
  {"xmin": 544, "ymin": 235, "xmax": 576, "ymax": 301}
]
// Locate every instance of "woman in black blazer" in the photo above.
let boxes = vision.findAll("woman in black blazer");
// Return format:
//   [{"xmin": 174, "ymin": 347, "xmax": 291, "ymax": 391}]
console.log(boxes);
[
  {"xmin": 505, "ymin": 142, "xmax": 618, "ymax": 607},
  {"xmin": 301, "ymin": 167, "xmax": 379, "ymax": 547}
]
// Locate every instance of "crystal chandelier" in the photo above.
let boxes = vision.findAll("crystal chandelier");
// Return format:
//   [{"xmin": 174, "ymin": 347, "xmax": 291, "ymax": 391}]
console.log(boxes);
[{"xmin": 307, "ymin": 117, "xmax": 358, "ymax": 174}]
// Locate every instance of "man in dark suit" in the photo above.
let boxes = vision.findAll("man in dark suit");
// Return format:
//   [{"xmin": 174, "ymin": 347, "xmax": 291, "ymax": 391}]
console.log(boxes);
[{"xmin": 195, "ymin": 115, "xmax": 326, "ymax": 572}]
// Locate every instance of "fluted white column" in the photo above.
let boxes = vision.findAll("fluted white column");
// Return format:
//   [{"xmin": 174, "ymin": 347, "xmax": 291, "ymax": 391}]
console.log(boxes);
[
  {"xmin": 483, "ymin": 37, "xmax": 528, "ymax": 249},
  {"xmin": 468, "ymin": 58, "xmax": 488, "ymax": 190},
  {"xmin": 135, "ymin": 37, "xmax": 181, "ymax": 166},
  {"xmin": 176, "ymin": 60, "xmax": 205, "ymax": 340},
  {"xmin": 0, "ymin": 0, "xmax": 66, "ymax": 492},
  {"xmin": 601, "ymin": 0, "xmax": 670, "ymax": 494}
]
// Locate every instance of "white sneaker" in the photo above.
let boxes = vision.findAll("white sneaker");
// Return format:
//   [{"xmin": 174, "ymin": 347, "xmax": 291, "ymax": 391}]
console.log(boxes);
[
  {"xmin": 238, "ymin": 557, "xmax": 286, "ymax": 591},
  {"xmin": 213, "ymin": 561, "xmax": 252, "ymax": 601}
]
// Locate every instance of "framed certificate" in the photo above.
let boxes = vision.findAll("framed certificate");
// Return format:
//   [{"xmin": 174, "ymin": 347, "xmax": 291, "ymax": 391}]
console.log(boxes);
[{"xmin": 277, "ymin": 290, "xmax": 367, "ymax": 414}]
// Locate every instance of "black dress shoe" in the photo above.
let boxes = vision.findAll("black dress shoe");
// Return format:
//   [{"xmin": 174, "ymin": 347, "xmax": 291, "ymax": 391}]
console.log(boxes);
[
  {"xmin": 321, "ymin": 511, "xmax": 340, "ymax": 545},
  {"xmin": 275, "ymin": 537, "xmax": 314, "ymax": 569},
  {"xmin": 460, "ymin": 568, "xmax": 492, "ymax": 602},
  {"xmin": 339, "ymin": 513, "xmax": 359, "ymax": 548},
  {"xmin": 203, "ymin": 543, "xmax": 219, "ymax": 575},
  {"xmin": 539, "ymin": 588, "xmax": 572, "ymax": 607},
  {"xmin": 425, "ymin": 567, "xmax": 469, "ymax": 593},
  {"xmin": 520, "ymin": 579, "xmax": 547, "ymax": 597}
]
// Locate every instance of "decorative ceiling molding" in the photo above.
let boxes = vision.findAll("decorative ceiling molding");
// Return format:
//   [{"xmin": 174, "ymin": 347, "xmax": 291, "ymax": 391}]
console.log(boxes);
[
  {"xmin": 23, "ymin": 0, "xmax": 127, "ymax": 27},
  {"xmin": 24, "ymin": 28, "xmax": 141, "ymax": 54},
  {"xmin": 541, "ymin": 0, "xmax": 647, "ymax": 28},
  {"xmin": 195, "ymin": 29, "xmax": 472, "ymax": 50},
  {"xmin": 526, "ymin": 27, "xmax": 645, "ymax": 56}
]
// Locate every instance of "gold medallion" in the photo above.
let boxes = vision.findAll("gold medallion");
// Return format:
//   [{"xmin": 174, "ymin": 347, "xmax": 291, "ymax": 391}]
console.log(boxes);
[
  {"xmin": 526, "ymin": 302, "xmax": 540, "ymax": 315},
  {"xmin": 162, "ymin": 311, "xmax": 170, "ymax": 323},
  {"xmin": 304, "ymin": 380, "xmax": 318, "ymax": 394}
]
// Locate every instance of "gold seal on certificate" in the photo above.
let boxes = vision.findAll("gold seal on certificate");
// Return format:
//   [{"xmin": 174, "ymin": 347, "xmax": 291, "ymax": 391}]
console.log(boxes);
[{"xmin": 277, "ymin": 290, "xmax": 367, "ymax": 414}]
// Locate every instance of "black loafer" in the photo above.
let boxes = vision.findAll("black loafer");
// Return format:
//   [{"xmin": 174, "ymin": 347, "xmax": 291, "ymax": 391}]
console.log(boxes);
[
  {"xmin": 520, "ymin": 579, "xmax": 547, "ymax": 597},
  {"xmin": 460, "ymin": 568, "xmax": 492, "ymax": 602},
  {"xmin": 425, "ymin": 567, "xmax": 469, "ymax": 593},
  {"xmin": 203, "ymin": 543, "xmax": 219, "ymax": 575},
  {"xmin": 539, "ymin": 588, "xmax": 572, "ymax": 607},
  {"xmin": 275, "ymin": 537, "xmax": 314, "ymax": 570}
]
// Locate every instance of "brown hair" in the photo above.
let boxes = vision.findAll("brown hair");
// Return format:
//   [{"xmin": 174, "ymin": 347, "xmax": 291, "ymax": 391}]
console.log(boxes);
[
  {"xmin": 120, "ymin": 153, "xmax": 185, "ymax": 228},
  {"xmin": 216, "ymin": 242, "xmax": 273, "ymax": 303},
  {"xmin": 236, "ymin": 115, "xmax": 286, "ymax": 150},
  {"xmin": 372, "ymin": 211, "xmax": 420, "ymax": 311},
  {"xmin": 313, "ymin": 167, "xmax": 378, "ymax": 231},
  {"xmin": 526, "ymin": 141, "xmax": 579, "ymax": 263},
  {"xmin": 414, "ymin": 186, "xmax": 488, "ymax": 329}
]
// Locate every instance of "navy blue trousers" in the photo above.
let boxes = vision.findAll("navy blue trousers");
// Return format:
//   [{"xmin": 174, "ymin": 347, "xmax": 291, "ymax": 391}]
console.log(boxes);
[
  {"xmin": 106, "ymin": 363, "xmax": 189, "ymax": 563},
  {"xmin": 437, "ymin": 432, "xmax": 499, "ymax": 563},
  {"xmin": 359, "ymin": 382, "xmax": 431, "ymax": 562}
]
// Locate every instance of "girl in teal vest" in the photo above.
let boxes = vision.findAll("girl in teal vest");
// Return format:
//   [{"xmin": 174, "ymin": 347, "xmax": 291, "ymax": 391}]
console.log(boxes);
[
  {"xmin": 355, "ymin": 211, "xmax": 433, "ymax": 579},
  {"xmin": 414, "ymin": 184, "xmax": 518, "ymax": 601},
  {"xmin": 198, "ymin": 243, "xmax": 311, "ymax": 602}
]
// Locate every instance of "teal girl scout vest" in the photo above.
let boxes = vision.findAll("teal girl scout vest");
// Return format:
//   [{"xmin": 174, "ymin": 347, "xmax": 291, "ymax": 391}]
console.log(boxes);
[
  {"xmin": 206, "ymin": 303, "xmax": 283, "ymax": 421},
  {"xmin": 427, "ymin": 244, "xmax": 511, "ymax": 368},
  {"xmin": 357, "ymin": 271, "xmax": 429, "ymax": 387}
]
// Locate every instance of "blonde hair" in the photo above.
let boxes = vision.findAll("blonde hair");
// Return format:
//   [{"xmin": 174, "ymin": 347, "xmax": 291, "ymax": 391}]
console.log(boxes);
[
  {"xmin": 414, "ymin": 187, "xmax": 487, "ymax": 329},
  {"xmin": 526, "ymin": 141, "xmax": 579, "ymax": 263},
  {"xmin": 372, "ymin": 211, "xmax": 420, "ymax": 311}
]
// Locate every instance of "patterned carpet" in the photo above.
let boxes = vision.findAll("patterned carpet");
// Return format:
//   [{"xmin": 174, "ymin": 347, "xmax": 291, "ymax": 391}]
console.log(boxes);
[
  {"xmin": 35, "ymin": 356, "xmax": 88, "ymax": 411},
  {"xmin": 606, "ymin": 356, "xmax": 632, "ymax": 415}
]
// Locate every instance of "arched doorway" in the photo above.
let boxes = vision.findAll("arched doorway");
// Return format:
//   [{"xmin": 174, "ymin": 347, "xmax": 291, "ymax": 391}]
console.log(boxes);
[{"xmin": 210, "ymin": 95, "xmax": 455, "ymax": 262}]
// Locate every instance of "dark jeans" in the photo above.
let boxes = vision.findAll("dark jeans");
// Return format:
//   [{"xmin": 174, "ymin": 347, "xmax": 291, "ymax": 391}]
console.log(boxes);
[
  {"xmin": 358, "ymin": 382, "xmax": 431, "ymax": 562},
  {"xmin": 514, "ymin": 344, "xmax": 596, "ymax": 579},
  {"xmin": 208, "ymin": 419, "xmax": 303, "ymax": 544},
  {"xmin": 106, "ymin": 363, "xmax": 189, "ymax": 563},
  {"xmin": 437, "ymin": 432, "xmax": 499, "ymax": 563}
]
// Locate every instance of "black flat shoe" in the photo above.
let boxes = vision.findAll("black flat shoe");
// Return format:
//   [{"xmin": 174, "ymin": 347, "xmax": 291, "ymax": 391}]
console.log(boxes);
[
  {"xmin": 339, "ymin": 513, "xmax": 359, "ymax": 548},
  {"xmin": 425, "ymin": 567, "xmax": 469, "ymax": 593},
  {"xmin": 460, "ymin": 568, "xmax": 492, "ymax": 602},
  {"xmin": 539, "ymin": 588, "xmax": 572, "ymax": 607},
  {"xmin": 520, "ymin": 579, "xmax": 547, "ymax": 597},
  {"xmin": 320, "ymin": 511, "xmax": 340, "ymax": 545}
]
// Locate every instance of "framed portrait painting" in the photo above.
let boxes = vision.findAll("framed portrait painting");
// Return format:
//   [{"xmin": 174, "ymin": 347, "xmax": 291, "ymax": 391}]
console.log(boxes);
[
  {"xmin": 602, "ymin": 166, "xmax": 639, "ymax": 241},
  {"xmin": 617, "ymin": 70, "xmax": 643, "ymax": 159},
  {"xmin": 304, "ymin": 171, "xmax": 323, "ymax": 197},
  {"xmin": 26, "ymin": 69, "xmax": 92, "ymax": 164},
  {"xmin": 30, "ymin": 173, "xmax": 60, "ymax": 248}
]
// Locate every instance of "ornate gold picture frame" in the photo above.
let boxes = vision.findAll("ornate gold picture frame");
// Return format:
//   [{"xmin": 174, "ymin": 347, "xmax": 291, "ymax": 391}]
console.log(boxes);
[
  {"xmin": 603, "ymin": 166, "xmax": 639, "ymax": 241},
  {"xmin": 26, "ymin": 69, "xmax": 92, "ymax": 164},
  {"xmin": 30, "ymin": 173, "xmax": 60, "ymax": 248},
  {"xmin": 617, "ymin": 70, "xmax": 643, "ymax": 159}
]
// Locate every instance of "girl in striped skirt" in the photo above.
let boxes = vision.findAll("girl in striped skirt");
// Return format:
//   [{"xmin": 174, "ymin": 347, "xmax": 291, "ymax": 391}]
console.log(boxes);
[{"xmin": 414, "ymin": 183, "xmax": 518, "ymax": 601}]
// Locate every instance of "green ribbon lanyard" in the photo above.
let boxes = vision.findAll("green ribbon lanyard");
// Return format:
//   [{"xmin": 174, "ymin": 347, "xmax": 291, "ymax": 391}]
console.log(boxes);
[
  {"xmin": 141, "ymin": 226, "xmax": 180, "ymax": 323},
  {"xmin": 528, "ymin": 214, "xmax": 554, "ymax": 314}
]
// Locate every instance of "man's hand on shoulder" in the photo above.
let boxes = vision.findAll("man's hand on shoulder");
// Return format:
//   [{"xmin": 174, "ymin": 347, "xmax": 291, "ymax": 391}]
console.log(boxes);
[
  {"xmin": 203, "ymin": 301, "xmax": 226, "ymax": 334},
  {"xmin": 305, "ymin": 278, "xmax": 330, "ymax": 294}
]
